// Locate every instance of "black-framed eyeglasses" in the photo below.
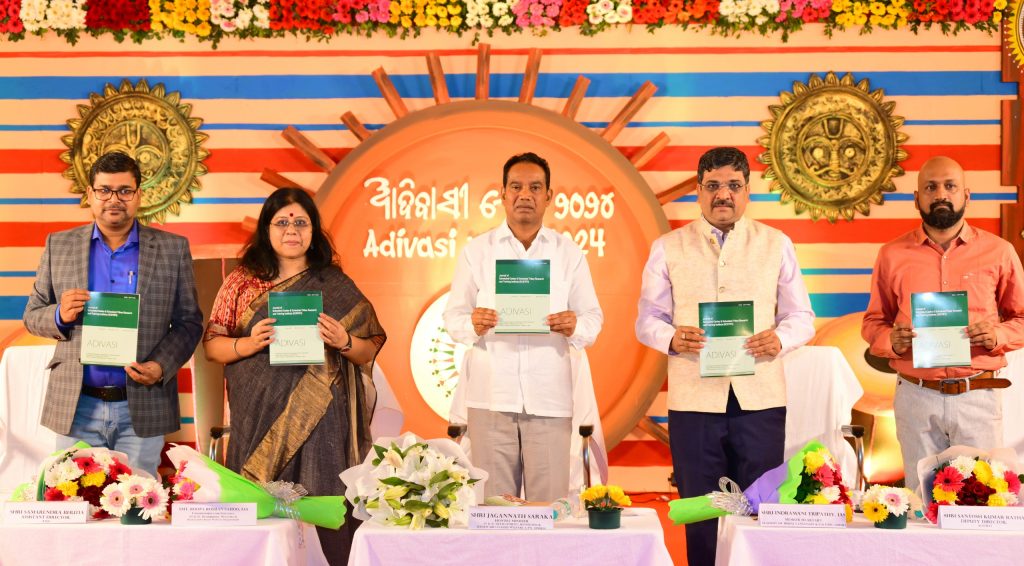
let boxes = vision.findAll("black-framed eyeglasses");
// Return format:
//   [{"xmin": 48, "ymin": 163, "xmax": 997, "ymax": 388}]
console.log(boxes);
[
  {"xmin": 698, "ymin": 182, "xmax": 747, "ymax": 194},
  {"xmin": 91, "ymin": 187, "xmax": 139, "ymax": 201},
  {"xmin": 270, "ymin": 219, "xmax": 311, "ymax": 230}
]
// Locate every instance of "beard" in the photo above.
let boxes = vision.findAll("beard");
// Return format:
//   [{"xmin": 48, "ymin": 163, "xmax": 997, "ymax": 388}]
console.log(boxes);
[{"xmin": 919, "ymin": 200, "xmax": 965, "ymax": 230}]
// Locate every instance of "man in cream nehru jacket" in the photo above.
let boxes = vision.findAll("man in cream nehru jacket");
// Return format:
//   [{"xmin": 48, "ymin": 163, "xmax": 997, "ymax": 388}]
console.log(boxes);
[{"xmin": 635, "ymin": 147, "xmax": 815, "ymax": 566}]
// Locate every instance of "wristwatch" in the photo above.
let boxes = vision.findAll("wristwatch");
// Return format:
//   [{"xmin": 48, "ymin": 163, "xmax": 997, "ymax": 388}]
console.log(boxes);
[{"xmin": 341, "ymin": 334, "xmax": 353, "ymax": 352}]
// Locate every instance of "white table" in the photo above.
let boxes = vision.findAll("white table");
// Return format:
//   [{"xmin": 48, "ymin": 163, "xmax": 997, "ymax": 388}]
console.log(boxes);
[
  {"xmin": 0, "ymin": 516, "xmax": 326, "ymax": 566},
  {"xmin": 716, "ymin": 514, "xmax": 1024, "ymax": 566},
  {"xmin": 349, "ymin": 507, "xmax": 673, "ymax": 566}
]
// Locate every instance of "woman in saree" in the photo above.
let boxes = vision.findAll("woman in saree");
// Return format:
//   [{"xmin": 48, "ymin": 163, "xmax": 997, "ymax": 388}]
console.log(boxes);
[{"xmin": 203, "ymin": 187, "xmax": 386, "ymax": 564}]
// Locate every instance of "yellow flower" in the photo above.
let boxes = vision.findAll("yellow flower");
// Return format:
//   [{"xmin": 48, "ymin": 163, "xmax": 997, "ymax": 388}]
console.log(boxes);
[
  {"xmin": 974, "ymin": 460, "xmax": 993, "ymax": 484},
  {"xmin": 995, "ymin": 0, "xmax": 1007, "ymax": 8},
  {"xmin": 869, "ymin": 1, "xmax": 885, "ymax": 15},
  {"xmin": 831, "ymin": 0, "xmax": 849, "ymax": 11},
  {"xmin": 988, "ymin": 494, "xmax": 1007, "ymax": 506},
  {"xmin": 450, "ymin": 14, "xmax": 462, "ymax": 26},
  {"xmin": 869, "ymin": 14, "xmax": 881, "ymax": 24},
  {"xmin": 389, "ymin": 13, "xmax": 400, "ymax": 22},
  {"xmin": 425, "ymin": 4, "xmax": 436, "ymax": 15},
  {"xmin": 845, "ymin": 504, "xmax": 853, "ymax": 522},
  {"xmin": 803, "ymin": 451, "xmax": 825, "ymax": 474},
  {"xmin": 414, "ymin": 13, "xmax": 426, "ymax": 26},
  {"xmin": 152, "ymin": 20, "xmax": 165, "ymax": 31},
  {"xmin": 809, "ymin": 494, "xmax": 830, "ymax": 505},
  {"xmin": 863, "ymin": 501, "xmax": 889, "ymax": 522},
  {"xmin": 185, "ymin": 9, "xmax": 197, "ymax": 21},
  {"xmin": 81, "ymin": 471, "xmax": 106, "ymax": 488},
  {"xmin": 401, "ymin": 15, "xmax": 412, "ymax": 27},
  {"xmin": 439, "ymin": 16, "xmax": 450, "ymax": 26},
  {"xmin": 57, "ymin": 481, "xmax": 78, "ymax": 497},
  {"xmin": 932, "ymin": 486, "xmax": 958, "ymax": 504},
  {"xmin": 196, "ymin": 22, "xmax": 211, "ymax": 36},
  {"xmin": 426, "ymin": 14, "xmax": 438, "ymax": 25},
  {"xmin": 197, "ymin": 8, "xmax": 210, "ymax": 19},
  {"xmin": 437, "ymin": 6, "xmax": 448, "ymax": 17},
  {"xmin": 163, "ymin": 1, "xmax": 174, "ymax": 10},
  {"xmin": 184, "ymin": 22, "xmax": 197, "ymax": 33},
  {"xmin": 994, "ymin": 11, "xmax": 1003, "ymax": 23},
  {"xmin": 184, "ymin": 0, "xmax": 196, "ymax": 9},
  {"xmin": 449, "ymin": 4, "xmax": 462, "ymax": 14},
  {"xmin": 608, "ymin": 486, "xmax": 631, "ymax": 507},
  {"xmin": 855, "ymin": 13, "xmax": 867, "ymax": 24},
  {"xmin": 988, "ymin": 478, "xmax": 1009, "ymax": 493}
]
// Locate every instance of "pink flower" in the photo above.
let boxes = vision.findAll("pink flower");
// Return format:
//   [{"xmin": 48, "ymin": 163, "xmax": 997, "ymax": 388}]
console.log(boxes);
[
  {"xmin": 545, "ymin": 4, "xmax": 559, "ymax": 16},
  {"xmin": 74, "ymin": 457, "xmax": 101, "ymax": 475},
  {"xmin": 814, "ymin": 465, "xmax": 835, "ymax": 487},
  {"xmin": 141, "ymin": 490, "xmax": 163, "ymax": 511},
  {"xmin": 935, "ymin": 466, "xmax": 965, "ymax": 494},
  {"xmin": 530, "ymin": 13, "xmax": 543, "ymax": 24},
  {"xmin": 355, "ymin": 10, "xmax": 369, "ymax": 22},
  {"xmin": 1006, "ymin": 471, "xmax": 1022, "ymax": 495}
]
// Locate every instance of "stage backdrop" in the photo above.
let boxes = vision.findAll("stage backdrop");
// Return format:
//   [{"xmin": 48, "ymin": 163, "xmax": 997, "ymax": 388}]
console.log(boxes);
[{"xmin": 0, "ymin": 27, "xmax": 1015, "ymax": 490}]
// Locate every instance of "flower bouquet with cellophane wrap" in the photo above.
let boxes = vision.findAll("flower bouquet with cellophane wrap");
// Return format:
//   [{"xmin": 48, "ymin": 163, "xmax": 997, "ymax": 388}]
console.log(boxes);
[
  {"xmin": 339, "ymin": 432, "xmax": 487, "ymax": 530},
  {"xmin": 8, "ymin": 441, "xmax": 136, "ymax": 520},
  {"xmin": 916, "ymin": 445, "xmax": 1024, "ymax": 524},
  {"xmin": 668, "ymin": 440, "xmax": 853, "ymax": 525},
  {"xmin": 164, "ymin": 444, "xmax": 347, "ymax": 529}
]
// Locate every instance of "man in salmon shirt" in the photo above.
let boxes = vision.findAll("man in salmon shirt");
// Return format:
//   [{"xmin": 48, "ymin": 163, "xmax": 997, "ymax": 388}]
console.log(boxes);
[{"xmin": 862, "ymin": 155, "xmax": 1024, "ymax": 493}]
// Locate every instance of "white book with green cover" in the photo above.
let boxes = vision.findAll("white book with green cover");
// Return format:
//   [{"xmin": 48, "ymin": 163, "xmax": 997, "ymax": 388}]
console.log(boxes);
[
  {"xmin": 269, "ymin": 291, "xmax": 325, "ymax": 366},
  {"xmin": 495, "ymin": 259, "xmax": 550, "ymax": 334},
  {"xmin": 912, "ymin": 291, "xmax": 971, "ymax": 368},
  {"xmin": 699, "ymin": 300, "xmax": 755, "ymax": 377},
  {"xmin": 80, "ymin": 292, "xmax": 139, "ymax": 366}
]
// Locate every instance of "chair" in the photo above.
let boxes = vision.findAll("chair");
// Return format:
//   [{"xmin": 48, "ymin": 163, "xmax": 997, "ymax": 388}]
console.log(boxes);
[{"xmin": 0, "ymin": 345, "xmax": 59, "ymax": 496}]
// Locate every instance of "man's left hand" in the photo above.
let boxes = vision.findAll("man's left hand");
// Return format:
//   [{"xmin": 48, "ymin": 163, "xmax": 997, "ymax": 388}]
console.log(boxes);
[
  {"xmin": 126, "ymin": 361, "xmax": 163, "ymax": 385},
  {"xmin": 967, "ymin": 319, "xmax": 999, "ymax": 350},
  {"xmin": 745, "ymin": 329, "xmax": 782, "ymax": 358},
  {"xmin": 547, "ymin": 311, "xmax": 577, "ymax": 337}
]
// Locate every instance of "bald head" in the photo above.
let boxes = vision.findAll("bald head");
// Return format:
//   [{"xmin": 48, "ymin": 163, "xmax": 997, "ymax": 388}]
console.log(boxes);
[
  {"xmin": 916, "ymin": 155, "xmax": 969, "ymax": 231},
  {"xmin": 918, "ymin": 156, "xmax": 966, "ymax": 191}
]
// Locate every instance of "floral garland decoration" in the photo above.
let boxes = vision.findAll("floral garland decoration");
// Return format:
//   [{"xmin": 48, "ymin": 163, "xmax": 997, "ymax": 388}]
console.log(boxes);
[{"xmin": 2, "ymin": 0, "xmax": 1011, "ymax": 43}]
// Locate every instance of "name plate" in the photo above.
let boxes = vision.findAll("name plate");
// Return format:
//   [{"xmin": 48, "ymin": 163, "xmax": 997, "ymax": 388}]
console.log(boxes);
[
  {"xmin": 171, "ymin": 502, "xmax": 257, "ymax": 526},
  {"xmin": 938, "ymin": 506, "xmax": 1024, "ymax": 530},
  {"xmin": 3, "ymin": 501, "xmax": 89, "ymax": 524},
  {"xmin": 757, "ymin": 504, "xmax": 847, "ymax": 528},
  {"xmin": 468, "ymin": 506, "xmax": 553, "ymax": 530}
]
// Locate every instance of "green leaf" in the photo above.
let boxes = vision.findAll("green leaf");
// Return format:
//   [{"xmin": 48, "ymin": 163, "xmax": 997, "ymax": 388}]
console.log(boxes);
[
  {"xmin": 429, "ymin": 470, "xmax": 450, "ymax": 485},
  {"xmin": 403, "ymin": 500, "xmax": 433, "ymax": 512},
  {"xmin": 379, "ymin": 477, "xmax": 407, "ymax": 486}
]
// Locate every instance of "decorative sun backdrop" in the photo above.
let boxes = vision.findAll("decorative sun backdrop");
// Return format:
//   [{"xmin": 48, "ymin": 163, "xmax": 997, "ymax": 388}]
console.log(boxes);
[{"xmin": 0, "ymin": 27, "xmax": 1017, "ymax": 489}]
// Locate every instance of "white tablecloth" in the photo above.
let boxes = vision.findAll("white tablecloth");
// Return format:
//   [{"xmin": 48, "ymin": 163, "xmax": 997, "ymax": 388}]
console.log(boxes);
[
  {"xmin": 349, "ymin": 507, "xmax": 672, "ymax": 566},
  {"xmin": 0, "ymin": 345, "xmax": 58, "ymax": 496},
  {"xmin": 783, "ymin": 345, "xmax": 864, "ymax": 478},
  {"xmin": 0, "ymin": 516, "xmax": 326, "ymax": 566},
  {"xmin": 716, "ymin": 514, "xmax": 1023, "ymax": 566}
]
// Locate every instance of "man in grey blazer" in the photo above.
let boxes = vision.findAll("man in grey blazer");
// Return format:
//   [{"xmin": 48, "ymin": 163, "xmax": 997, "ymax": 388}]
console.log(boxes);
[{"xmin": 23, "ymin": 151, "xmax": 203, "ymax": 477}]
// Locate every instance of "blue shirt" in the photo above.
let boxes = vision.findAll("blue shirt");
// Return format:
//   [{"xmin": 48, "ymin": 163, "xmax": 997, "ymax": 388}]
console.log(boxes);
[{"xmin": 55, "ymin": 222, "xmax": 140, "ymax": 388}]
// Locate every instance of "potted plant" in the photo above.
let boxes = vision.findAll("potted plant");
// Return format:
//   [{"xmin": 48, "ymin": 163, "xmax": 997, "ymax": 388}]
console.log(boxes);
[{"xmin": 582, "ymin": 484, "xmax": 631, "ymax": 529}]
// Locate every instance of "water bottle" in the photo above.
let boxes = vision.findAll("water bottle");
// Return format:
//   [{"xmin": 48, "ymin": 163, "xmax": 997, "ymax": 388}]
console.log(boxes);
[{"xmin": 551, "ymin": 497, "xmax": 573, "ymax": 521}]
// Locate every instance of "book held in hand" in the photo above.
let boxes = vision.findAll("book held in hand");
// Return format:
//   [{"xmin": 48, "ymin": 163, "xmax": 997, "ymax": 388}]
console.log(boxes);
[
  {"xmin": 911, "ymin": 291, "xmax": 971, "ymax": 368},
  {"xmin": 80, "ymin": 292, "xmax": 139, "ymax": 366},
  {"xmin": 699, "ymin": 300, "xmax": 755, "ymax": 377},
  {"xmin": 269, "ymin": 291, "xmax": 325, "ymax": 366},
  {"xmin": 495, "ymin": 259, "xmax": 551, "ymax": 334}
]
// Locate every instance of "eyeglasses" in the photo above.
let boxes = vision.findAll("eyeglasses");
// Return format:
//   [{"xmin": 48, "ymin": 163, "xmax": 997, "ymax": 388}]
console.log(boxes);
[
  {"xmin": 270, "ymin": 219, "xmax": 311, "ymax": 230},
  {"xmin": 91, "ymin": 187, "xmax": 139, "ymax": 201},
  {"xmin": 698, "ymin": 182, "xmax": 747, "ymax": 194}
]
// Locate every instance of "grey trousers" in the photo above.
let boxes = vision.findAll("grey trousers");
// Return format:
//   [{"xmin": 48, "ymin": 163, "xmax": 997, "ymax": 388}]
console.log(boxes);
[
  {"xmin": 467, "ymin": 408, "xmax": 572, "ymax": 502},
  {"xmin": 894, "ymin": 376, "xmax": 1004, "ymax": 493}
]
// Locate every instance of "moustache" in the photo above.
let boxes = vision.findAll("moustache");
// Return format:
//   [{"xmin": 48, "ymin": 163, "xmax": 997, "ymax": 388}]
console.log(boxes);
[
  {"xmin": 930, "ymin": 201, "xmax": 953, "ymax": 212},
  {"xmin": 712, "ymin": 199, "xmax": 734, "ymax": 208}
]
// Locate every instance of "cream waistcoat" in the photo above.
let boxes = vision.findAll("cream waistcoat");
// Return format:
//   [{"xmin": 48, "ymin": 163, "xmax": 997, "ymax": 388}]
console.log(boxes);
[{"xmin": 664, "ymin": 216, "xmax": 787, "ymax": 412}]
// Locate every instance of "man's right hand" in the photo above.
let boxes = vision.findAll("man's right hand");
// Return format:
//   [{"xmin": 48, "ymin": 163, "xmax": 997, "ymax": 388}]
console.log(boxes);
[
  {"xmin": 471, "ymin": 308, "xmax": 498, "ymax": 336},
  {"xmin": 58, "ymin": 289, "xmax": 91, "ymax": 324},
  {"xmin": 671, "ymin": 325, "xmax": 706, "ymax": 354},
  {"xmin": 890, "ymin": 322, "xmax": 917, "ymax": 355}
]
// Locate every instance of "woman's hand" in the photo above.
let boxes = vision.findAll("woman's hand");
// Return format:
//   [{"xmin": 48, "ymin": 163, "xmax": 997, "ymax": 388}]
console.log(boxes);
[
  {"xmin": 318, "ymin": 313, "xmax": 351, "ymax": 351},
  {"xmin": 243, "ymin": 317, "xmax": 277, "ymax": 355}
]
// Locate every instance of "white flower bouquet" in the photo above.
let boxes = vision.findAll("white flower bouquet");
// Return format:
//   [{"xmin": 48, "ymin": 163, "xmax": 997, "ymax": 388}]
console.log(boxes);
[{"xmin": 340, "ymin": 432, "xmax": 488, "ymax": 530}]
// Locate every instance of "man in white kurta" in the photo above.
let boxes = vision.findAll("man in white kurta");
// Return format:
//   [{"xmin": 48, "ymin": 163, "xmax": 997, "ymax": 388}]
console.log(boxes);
[{"xmin": 444, "ymin": 152, "xmax": 603, "ymax": 501}]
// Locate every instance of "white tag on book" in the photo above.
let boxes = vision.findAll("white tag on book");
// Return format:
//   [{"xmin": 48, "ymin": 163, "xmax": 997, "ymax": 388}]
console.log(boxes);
[{"xmin": 756, "ymin": 504, "xmax": 846, "ymax": 528}]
